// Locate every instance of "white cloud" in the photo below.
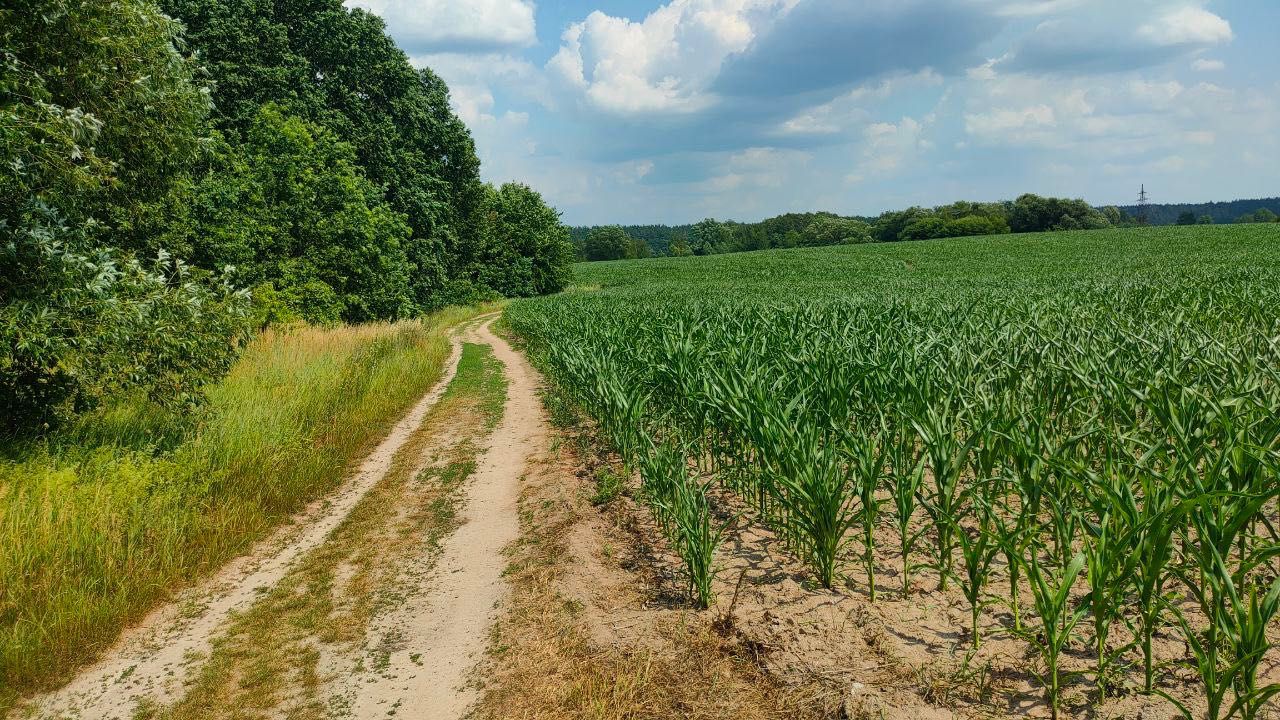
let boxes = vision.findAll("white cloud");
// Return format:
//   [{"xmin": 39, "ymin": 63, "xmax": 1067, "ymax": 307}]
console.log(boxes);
[
  {"xmin": 608, "ymin": 159, "xmax": 657, "ymax": 186},
  {"xmin": 413, "ymin": 52, "xmax": 547, "ymax": 111},
  {"xmin": 859, "ymin": 116, "xmax": 932, "ymax": 174},
  {"xmin": 965, "ymin": 105, "xmax": 1056, "ymax": 138},
  {"xmin": 1128, "ymin": 79, "xmax": 1184, "ymax": 108},
  {"xmin": 999, "ymin": 1, "xmax": 1233, "ymax": 74},
  {"xmin": 546, "ymin": 0, "xmax": 799, "ymax": 115},
  {"xmin": 1138, "ymin": 6, "xmax": 1233, "ymax": 46},
  {"xmin": 693, "ymin": 147, "xmax": 811, "ymax": 192},
  {"xmin": 774, "ymin": 70, "xmax": 942, "ymax": 137},
  {"xmin": 347, "ymin": 0, "xmax": 536, "ymax": 52},
  {"xmin": 953, "ymin": 64, "xmax": 1272, "ymax": 204},
  {"xmin": 1192, "ymin": 58, "xmax": 1225, "ymax": 71}
]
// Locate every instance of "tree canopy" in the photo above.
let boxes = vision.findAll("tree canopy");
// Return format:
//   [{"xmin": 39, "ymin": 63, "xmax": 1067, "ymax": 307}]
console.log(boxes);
[
  {"xmin": 583, "ymin": 226, "xmax": 636, "ymax": 261},
  {"xmin": 2, "ymin": 0, "xmax": 574, "ymax": 435}
]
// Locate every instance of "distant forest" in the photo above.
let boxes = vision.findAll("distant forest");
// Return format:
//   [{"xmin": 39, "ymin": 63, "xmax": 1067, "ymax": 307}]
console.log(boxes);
[
  {"xmin": 571, "ymin": 196, "xmax": 1280, "ymax": 260},
  {"xmin": 1116, "ymin": 197, "xmax": 1280, "ymax": 226}
]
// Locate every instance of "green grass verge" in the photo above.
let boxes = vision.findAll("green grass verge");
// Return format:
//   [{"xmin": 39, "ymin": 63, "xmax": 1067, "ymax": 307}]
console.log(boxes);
[
  {"xmin": 148, "ymin": 341, "xmax": 507, "ymax": 720},
  {"xmin": 0, "ymin": 306, "xmax": 486, "ymax": 712}
]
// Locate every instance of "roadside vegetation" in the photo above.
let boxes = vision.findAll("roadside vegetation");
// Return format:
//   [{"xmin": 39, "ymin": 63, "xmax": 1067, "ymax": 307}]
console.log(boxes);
[
  {"xmin": 2, "ymin": 1, "xmax": 570, "ymax": 705},
  {"xmin": 508, "ymin": 224, "xmax": 1280, "ymax": 719},
  {"xmin": 3, "ymin": 0, "xmax": 574, "ymax": 438},
  {"xmin": 0, "ymin": 307, "xmax": 480, "ymax": 711}
]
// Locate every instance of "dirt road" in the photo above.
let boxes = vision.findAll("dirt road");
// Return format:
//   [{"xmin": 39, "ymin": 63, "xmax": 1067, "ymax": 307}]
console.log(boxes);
[{"xmin": 20, "ymin": 315, "xmax": 546, "ymax": 720}]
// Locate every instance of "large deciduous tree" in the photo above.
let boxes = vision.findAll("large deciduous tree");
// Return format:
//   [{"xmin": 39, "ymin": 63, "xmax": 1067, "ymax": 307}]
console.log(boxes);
[
  {"xmin": 1008, "ymin": 194, "xmax": 1110, "ymax": 233},
  {"xmin": 161, "ymin": 0, "xmax": 484, "ymax": 307},
  {"xmin": 468, "ymin": 183, "xmax": 577, "ymax": 297},
  {"xmin": 2, "ymin": 0, "xmax": 249, "ymax": 432},
  {"xmin": 190, "ymin": 105, "xmax": 415, "ymax": 324},
  {"xmin": 583, "ymin": 226, "xmax": 635, "ymax": 262}
]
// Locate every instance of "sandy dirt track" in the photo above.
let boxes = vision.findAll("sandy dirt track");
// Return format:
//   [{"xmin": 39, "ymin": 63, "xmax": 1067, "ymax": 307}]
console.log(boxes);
[
  {"xmin": 21, "ymin": 327, "xmax": 471, "ymax": 720},
  {"xmin": 339, "ymin": 317, "xmax": 545, "ymax": 720}
]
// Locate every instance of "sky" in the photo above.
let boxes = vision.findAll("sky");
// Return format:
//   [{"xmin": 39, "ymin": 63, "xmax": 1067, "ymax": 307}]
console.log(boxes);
[{"xmin": 344, "ymin": 0, "xmax": 1280, "ymax": 226}]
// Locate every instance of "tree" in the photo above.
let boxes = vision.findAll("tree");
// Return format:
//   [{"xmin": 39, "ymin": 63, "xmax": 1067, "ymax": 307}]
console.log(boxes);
[
  {"xmin": 874, "ymin": 207, "xmax": 930, "ymax": 242},
  {"xmin": 1176, "ymin": 211, "xmax": 1197, "ymax": 225},
  {"xmin": 2, "ymin": 0, "xmax": 211, "ymax": 257},
  {"xmin": 1102, "ymin": 206, "xmax": 1127, "ymax": 227},
  {"xmin": 468, "ymin": 183, "xmax": 576, "ymax": 297},
  {"xmin": 733, "ymin": 224, "xmax": 769, "ymax": 252},
  {"xmin": 161, "ymin": 0, "xmax": 484, "ymax": 308},
  {"xmin": 1, "ymin": 0, "xmax": 250, "ymax": 433},
  {"xmin": 945, "ymin": 214, "xmax": 1008, "ymax": 237},
  {"xmin": 898, "ymin": 216, "xmax": 949, "ymax": 241},
  {"xmin": 1196, "ymin": 214, "xmax": 1214, "ymax": 225},
  {"xmin": 690, "ymin": 219, "xmax": 732, "ymax": 255},
  {"xmin": 190, "ymin": 105, "xmax": 415, "ymax": 323},
  {"xmin": 630, "ymin": 237, "xmax": 654, "ymax": 259},
  {"xmin": 1009, "ymin": 194, "xmax": 1111, "ymax": 233},
  {"xmin": 583, "ymin": 226, "xmax": 634, "ymax": 261},
  {"xmin": 669, "ymin": 234, "xmax": 693, "ymax": 257},
  {"xmin": 802, "ymin": 216, "xmax": 874, "ymax": 246}
]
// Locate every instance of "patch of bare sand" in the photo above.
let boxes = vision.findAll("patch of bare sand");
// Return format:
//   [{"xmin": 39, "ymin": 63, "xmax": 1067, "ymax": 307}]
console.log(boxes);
[
  {"xmin": 474, "ymin": 400, "xmax": 820, "ymax": 720},
  {"xmin": 326, "ymin": 318, "xmax": 544, "ymax": 720},
  {"xmin": 476, "ymin": 400, "xmax": 1280, "ymax": 720},
  {"xmin": 18, "ymin": 332, "xmax": 467, "ymax": 720}
]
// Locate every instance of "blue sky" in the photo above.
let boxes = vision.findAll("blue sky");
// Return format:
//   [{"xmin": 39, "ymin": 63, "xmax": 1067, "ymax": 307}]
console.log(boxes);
[{"xmin": 346, "ymin": 0, "xmax": 1279, "ymax": 225}]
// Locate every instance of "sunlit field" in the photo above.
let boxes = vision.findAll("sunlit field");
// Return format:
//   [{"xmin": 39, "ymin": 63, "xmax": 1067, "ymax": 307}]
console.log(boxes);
[{"xmin": 508, "ymin": 224, "xmax": 1280, "ymax": 718}]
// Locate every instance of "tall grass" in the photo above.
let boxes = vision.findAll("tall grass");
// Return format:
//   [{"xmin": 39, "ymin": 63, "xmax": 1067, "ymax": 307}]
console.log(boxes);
[{"xmin": 0, "ymin": 306, "xmax": 481, "ymax": 710}]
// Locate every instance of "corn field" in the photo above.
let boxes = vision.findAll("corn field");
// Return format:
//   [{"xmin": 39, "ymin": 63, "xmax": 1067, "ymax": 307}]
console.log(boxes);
[{"xmin": 507, "ymin": 226, "xmax": 1280, "ymax": 719}]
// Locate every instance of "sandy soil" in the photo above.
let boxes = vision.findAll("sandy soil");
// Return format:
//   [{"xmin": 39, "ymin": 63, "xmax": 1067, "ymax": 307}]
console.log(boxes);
[
  {"xmin": 324, "ymin": 317, "xmax": 546, "ymax": 720},
  {"xmin": 19, "ymin": 327, "xmax": 468, "ymax": 720},
  {"xmin": 472, "ymin": 397, "xmax": 1280, "ymax": 720}
]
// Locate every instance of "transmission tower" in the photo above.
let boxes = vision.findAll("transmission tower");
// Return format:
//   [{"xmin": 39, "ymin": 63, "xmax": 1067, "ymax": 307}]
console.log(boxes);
[{"xmin": 1136, "ymin": 184, "xmax": 1150, "ymax": 226}]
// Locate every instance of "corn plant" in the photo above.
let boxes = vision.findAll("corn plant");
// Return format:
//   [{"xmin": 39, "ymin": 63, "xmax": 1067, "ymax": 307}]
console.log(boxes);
[
  {"xmin": 1169, "ymin": 485, "xmax": 1280, "ymax": 720},
  {"xmin": 886, "ymin": 418, "xmax": 927, "ymax": 598},
  {"xmin": 847, "ymin": 429, "xmax": 886, "ymax": 600},
  {"xmin": 913, "ymin": 401, "xmax": 973, "ymax": 591},
  {"xmin": 1073, "ymin": 454, "xmax": 1140, "ymax": 700},
  {"xmin": 639, "ymin": 442, "xmax": 733, "ymax": 608},
  {"xmin": 767, "ymin": 423, "xmax": 859, "ymax": 588},
  {"xmin": 1125, "ymin": 445, "xmax": 1184, "ymax": 694},
  {"xmin": 949, "ymin": 482, "xmax": 1002, "ymax": 648},
  {"xmin": 1014, "ymin": 549, "xmax": 1089, "ymax": 720}
]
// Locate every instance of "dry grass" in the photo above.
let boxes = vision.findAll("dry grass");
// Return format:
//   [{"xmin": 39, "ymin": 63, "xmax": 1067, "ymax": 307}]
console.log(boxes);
[
  {"xmin": 145, "ymin": 340, "xmax": 507, "ymax": 719},
  {"xmin": 0, "ymin": 306, "xmax": 490, "ymax": 713},
  {"xmin": 474, "ymin": 387, "xmax": 825, "ymax": 720}
]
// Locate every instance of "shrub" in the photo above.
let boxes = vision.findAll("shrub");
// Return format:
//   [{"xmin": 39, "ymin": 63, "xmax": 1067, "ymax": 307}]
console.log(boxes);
[{"xmin": 1, "ymin": 207, "xmax": 251, "ymax": 434}]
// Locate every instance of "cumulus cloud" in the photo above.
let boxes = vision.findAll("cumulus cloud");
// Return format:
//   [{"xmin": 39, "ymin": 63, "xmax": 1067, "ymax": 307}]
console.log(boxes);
[
  {"xmin": 353, "ymin": 0, "xmax": 1277, "ymax": 224},
  {"xmin": 713, "ymin": 1, "xmax": 996, "ymax": 98},
  {"xmin": 346, "ymin": 0, "xmax": 536, "ymax": 53},
  {"xmin": 547, "ymin": 0, "xmax": 1001, "ymax": 118},
  {"xmin": 957, "ymin": 68, "xmax": 1254, "ymax": 175},
  {"xmin": 773, "ymin": 70, "xmax": 941, "ymax": 138},
  {"xmin": 999, "ymin": 1, "xmax": 1233, "ymax": 74},
  {"xmin": 546, "ymin": 0, "xmax": 796, "ymax": 115},
  {"xmin": 965, "ymin": 105, "xmax": 1056, "ymax": 140},
  {"xmin": 1137, "ymin": 6, "xmax": 1232, "ymax": 46},
  {"xmin": 861, "ymin": 116, "xmax": 932, "ymax": 173}
]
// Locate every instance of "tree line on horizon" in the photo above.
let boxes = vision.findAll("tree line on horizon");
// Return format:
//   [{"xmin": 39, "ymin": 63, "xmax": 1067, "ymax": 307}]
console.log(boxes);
[
  {"xmin": 573, "ymin": 194, "xmax": 1280, "ymax": 261},
  {"xmin": 2, "ymin": 0, "xmax": 575, "ymax": 434}
]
